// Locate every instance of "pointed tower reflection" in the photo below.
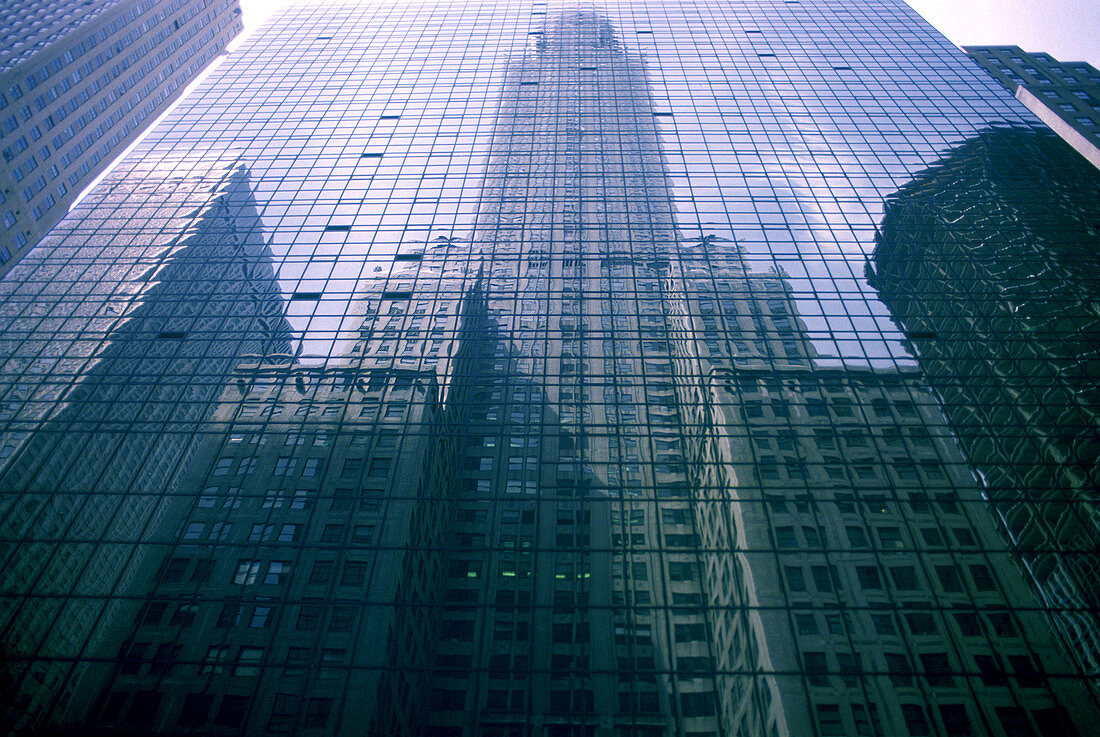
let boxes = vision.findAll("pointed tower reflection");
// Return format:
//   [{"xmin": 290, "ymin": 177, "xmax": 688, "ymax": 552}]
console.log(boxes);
[{"xmin": 0, "ymin": 163, "xmax": 294, "ymax": 731}]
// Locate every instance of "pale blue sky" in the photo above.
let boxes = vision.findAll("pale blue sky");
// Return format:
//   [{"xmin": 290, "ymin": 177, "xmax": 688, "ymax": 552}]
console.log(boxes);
[{"xmin": 905, "ymin": 0, "xmax": 1099, "ymax": 66}]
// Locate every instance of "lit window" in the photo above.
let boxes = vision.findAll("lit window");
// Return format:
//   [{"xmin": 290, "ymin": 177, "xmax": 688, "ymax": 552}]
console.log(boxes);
[
  {"xmin": 233, "ymin": 560, "xmax": 260, "ymax": 586},
  {"xmin": 264, "ymin": 561, "xmax": 289, "ymax": 585}
]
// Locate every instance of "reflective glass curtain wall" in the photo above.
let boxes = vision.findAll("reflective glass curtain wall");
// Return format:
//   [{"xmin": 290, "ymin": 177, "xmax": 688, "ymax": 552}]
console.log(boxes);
[{"xmin": 1, "ymin": 1, "xmax": 1098, "ymax": 736}]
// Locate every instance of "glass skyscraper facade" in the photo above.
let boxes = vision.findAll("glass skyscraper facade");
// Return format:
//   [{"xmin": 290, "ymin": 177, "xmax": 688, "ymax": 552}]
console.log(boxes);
[{"xmin": 1, "ymin": 1, "xmax": 1098, "ymax": 735}]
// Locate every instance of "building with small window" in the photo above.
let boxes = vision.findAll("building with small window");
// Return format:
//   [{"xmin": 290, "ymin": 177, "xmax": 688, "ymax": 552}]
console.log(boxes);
[
  {"xmin": 0, "ymin": 0, "xmax": 242, "ymax": 275},
  {"xmin": 966, "ymin": 46, "xmax": 1100, "ymax": 167},
  {"xmin": 87, "ymin": 359, "xmax": 457, "ymax": 735}
]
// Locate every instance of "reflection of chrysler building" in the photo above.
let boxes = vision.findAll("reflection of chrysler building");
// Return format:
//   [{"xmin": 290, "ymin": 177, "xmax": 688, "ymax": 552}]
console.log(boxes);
[
  {"xmin": 400, "ymin": 14, "xmax": 751, "ymax": 736},
  {"xmin": 383, "ymin": 12, "xmax": 1094, "ymax": 737}
]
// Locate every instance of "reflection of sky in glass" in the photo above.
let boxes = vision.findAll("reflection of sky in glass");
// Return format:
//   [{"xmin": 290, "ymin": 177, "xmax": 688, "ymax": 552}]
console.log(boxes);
[
  {"xmin": 639, "ymin": 5, "xmax": 1036, "ymax": 367},
  {"xmin": 134, "ymin": 7, "xmax": 513, "ymax": 360},
  {"xmin": 91, "ymin": 0, "xmax": 1039, "ymax": 369},
  {"xmin": 2, "ymin": 3, "xmax": 1098, "ymax": 733}
]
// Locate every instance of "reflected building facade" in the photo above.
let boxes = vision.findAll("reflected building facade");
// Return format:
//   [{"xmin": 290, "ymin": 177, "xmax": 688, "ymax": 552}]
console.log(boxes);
[
  {"xmin": 869, "ymin": 125, "xmax": 1100, "ymax": 679},
  {"xmin": 2, "ymin": 1, "xmax": 1100, "ymax": 736},
  {"xmin": 0, "ymin": 162, "xmax": 293, "ymax": 731},
  {"xmin": 93, "ymin": 359, "xmax": 456, "ymax": 734}
]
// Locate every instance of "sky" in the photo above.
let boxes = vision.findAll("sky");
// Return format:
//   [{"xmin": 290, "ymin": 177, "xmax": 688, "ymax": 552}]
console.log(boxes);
[
  {"xmin": 236, "ymin": 0, "xmax": 1100, "ymax": 67},
  {"xmin": 904, "ymin": 0, "xmax": 1099, "ymax": 66}
]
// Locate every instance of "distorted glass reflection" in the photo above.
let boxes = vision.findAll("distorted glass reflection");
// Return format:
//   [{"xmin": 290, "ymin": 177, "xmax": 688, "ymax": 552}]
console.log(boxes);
[
  {"xmin": 869, "ymin": 124, "xmax": 1100, "ymax": 678},
  {"xmin": 1, "ymin": 2, "xmax": 1098, "ymax": 736}
]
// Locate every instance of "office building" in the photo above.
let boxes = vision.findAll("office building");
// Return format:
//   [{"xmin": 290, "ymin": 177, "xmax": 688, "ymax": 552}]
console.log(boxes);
[
  {"xmin": 1, "ymin": 1, "xmax": 1099, "ymax": 735},
  {"xmin": 966, "ymin": 47, "xmax": 1100, "ymax": 167},
  {"xmin": 0, "ymin": 0, "xmax": 243, "ymax": 275}
]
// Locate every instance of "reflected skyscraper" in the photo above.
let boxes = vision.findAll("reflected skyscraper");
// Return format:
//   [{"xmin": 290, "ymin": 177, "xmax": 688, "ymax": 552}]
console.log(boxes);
[
  {"xmin": 869, "ymin": 124, "xmax": 1100, "ymax": 679},
  {"xmin": 2, "ymin": 2, "xmax": 1100, "ymax": 736},
  {"xmin": 0, "ymin": 162, "xmax": 293, "ymax": 731}
]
